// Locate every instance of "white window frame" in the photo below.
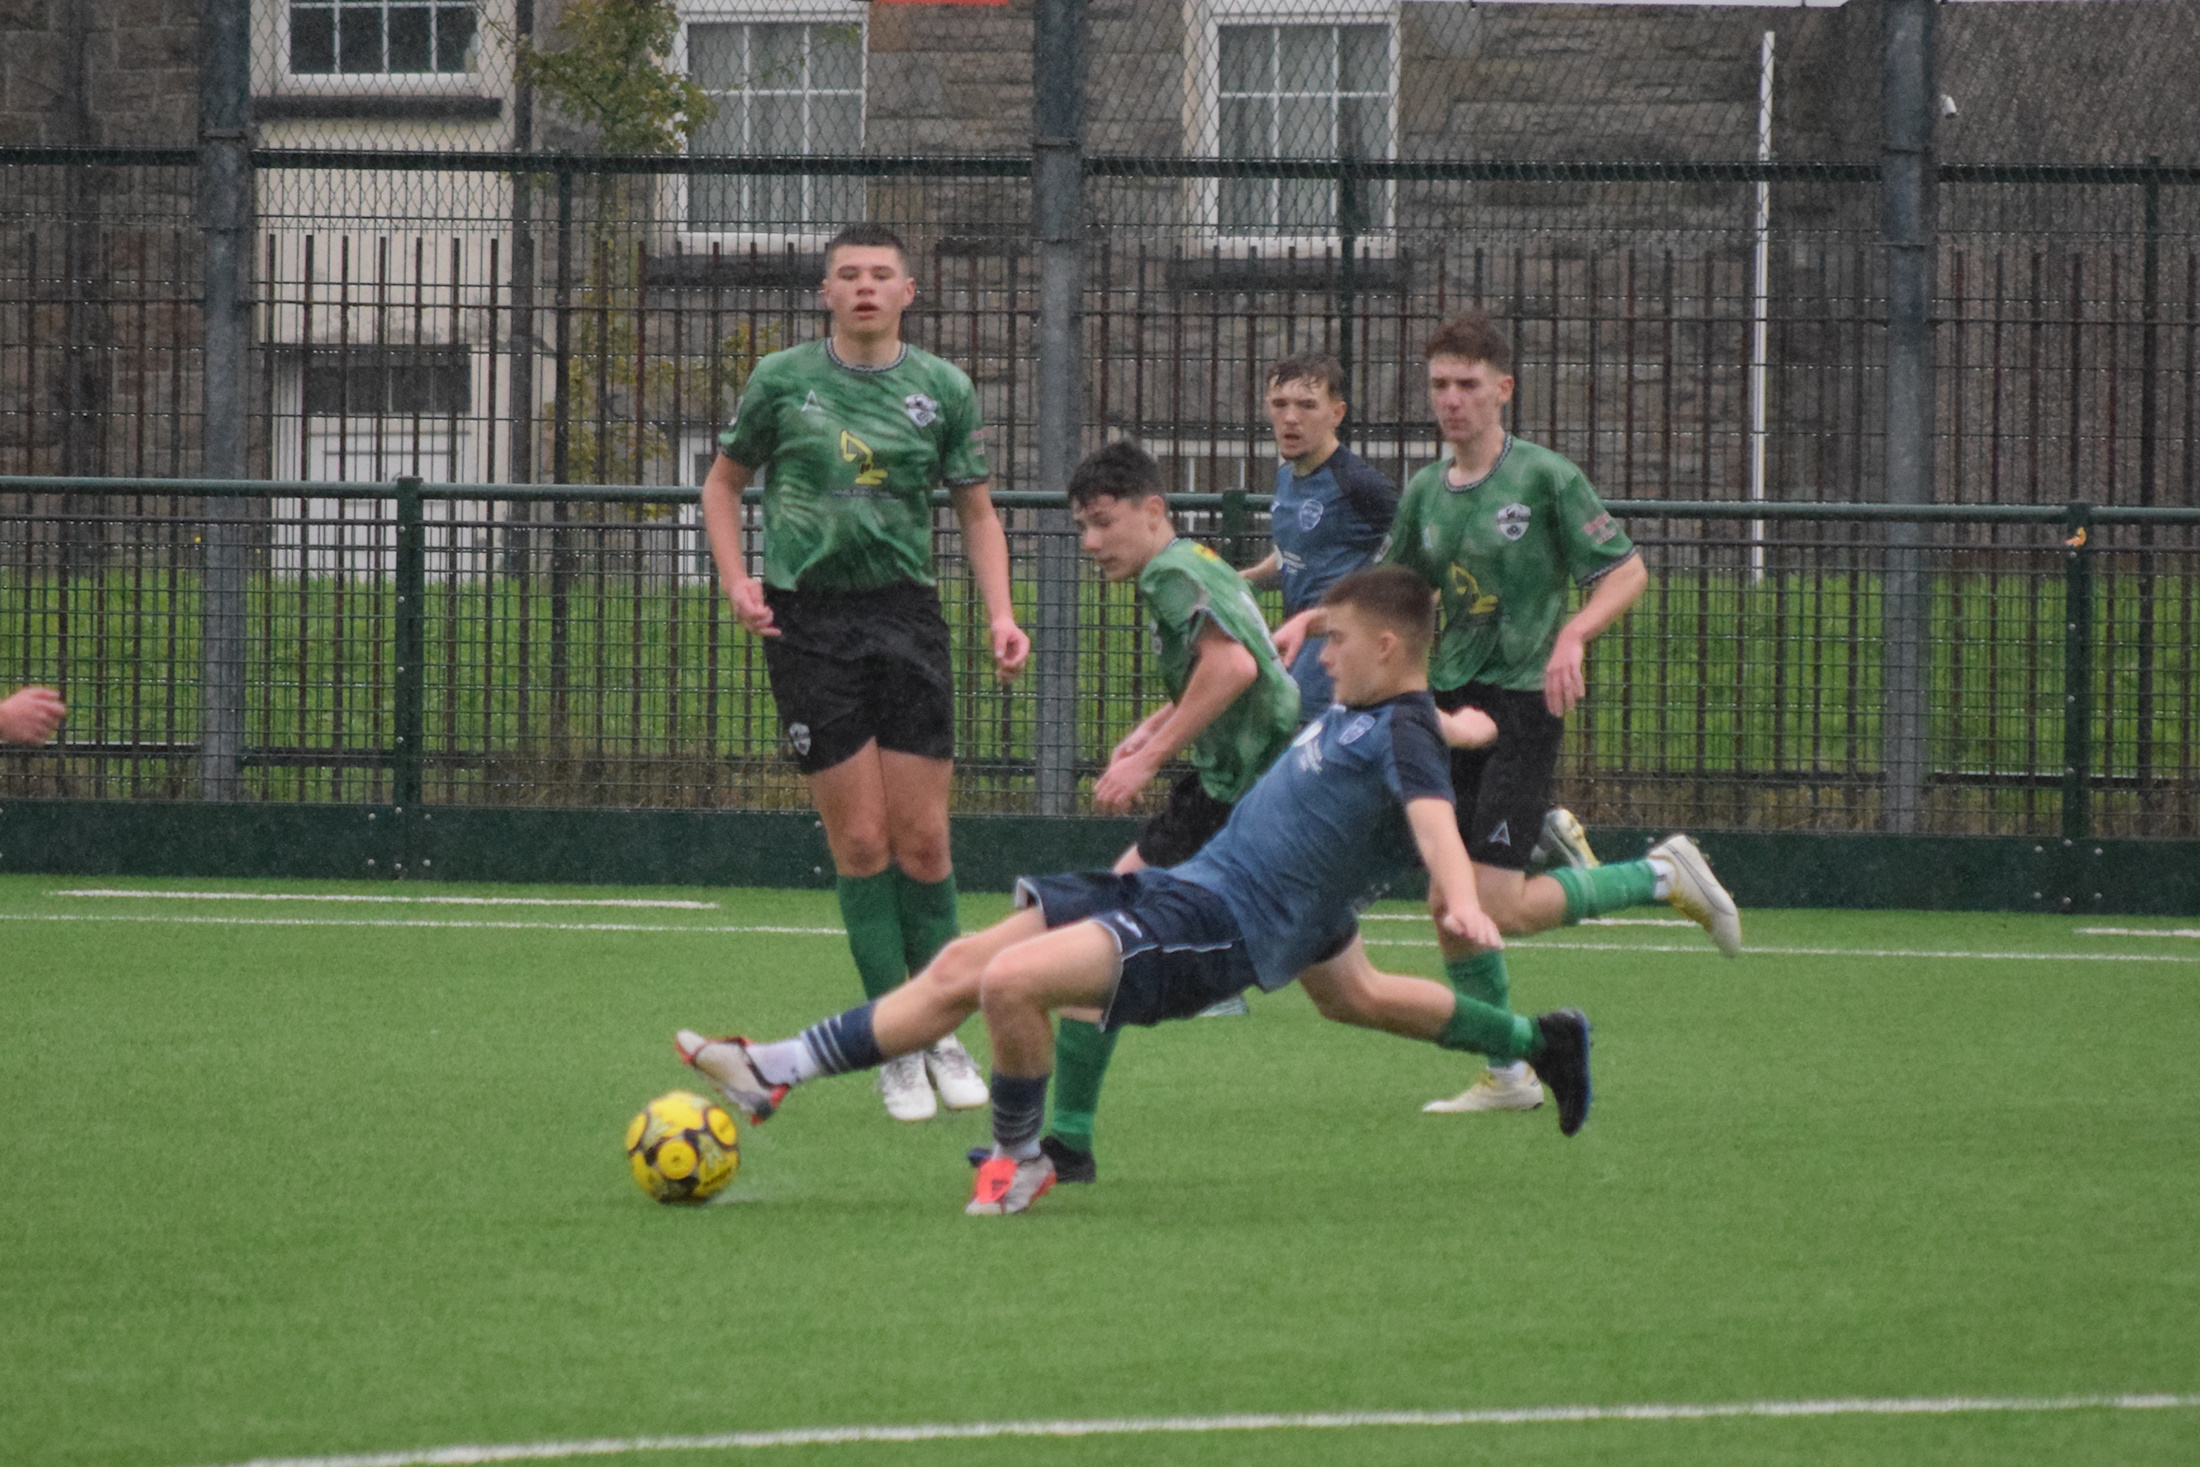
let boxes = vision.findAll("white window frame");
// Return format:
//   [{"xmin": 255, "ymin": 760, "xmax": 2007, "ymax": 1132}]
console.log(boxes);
[
  {"xmin": 671, "ymin": 1, "xmax": 870, "ymax": 251},
  {"xmin": 1185, "ymin": 0, "xmax": 1400, "ymax": 252},
  {"xmin": 264, "ymin": 0, "xmax": 496, "ymax": 97}
]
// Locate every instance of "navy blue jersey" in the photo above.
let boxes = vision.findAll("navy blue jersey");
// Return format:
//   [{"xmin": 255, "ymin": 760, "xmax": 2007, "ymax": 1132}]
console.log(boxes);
[
  {"xmin": 1269, "ymin": 446, "xmax": 1400, "ymax": 616},
  {"xmin": 1170, "ymin": 691, "xmax": 1453, "ymax": 990}
]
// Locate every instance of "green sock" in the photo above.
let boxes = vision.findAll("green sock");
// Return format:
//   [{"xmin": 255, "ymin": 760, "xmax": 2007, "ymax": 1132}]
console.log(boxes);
[
  {"xmin": 1437, "ymin": 950, "xmax": 1533, "ymax": 1060},
  {"xmin": 1045, "ymin": 1017, "xmax": 1119, "ymax": 1154},
  {"xmin": 1435, "ymin": 993, "xmax": 1536, "ymax": 1062},
  {"xmin": 1444, "ymin": 950, "xmax": 1510, "ymax": 1009},
  {"xmin": 1549, "ymin": 859, "xmax": 1661, "ymax": 925},
  {"xmin": 894, "ymin": 869, "xmax": 960, "ymax": 974},
  {"xmin": 834, "ymin": 871, "xmax": 906, "ymax": 1001}
]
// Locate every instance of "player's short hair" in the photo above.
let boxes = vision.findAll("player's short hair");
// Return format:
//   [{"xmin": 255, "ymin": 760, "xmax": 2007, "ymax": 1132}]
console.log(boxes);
[
  {"xmin": 1265, "ymin": 352, "xmax": 1348, "ymax": 402},
  {"xmin": 1422, "ymin": 309, "xmax": 1513, "ymax": 375},
  {"xmin": 823, "ymin": 223, "xmax": 911, "ymax": 272},
  {"xmin": 1066, "ymin": 439, "xmax": 1166, "ymax": 510},
  {"xmin": 1321, "ymin": 564, "xmax": 1437, "ymax": 654}
]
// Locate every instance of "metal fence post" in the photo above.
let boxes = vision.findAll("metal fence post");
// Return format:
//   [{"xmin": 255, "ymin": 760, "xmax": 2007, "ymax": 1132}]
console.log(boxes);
[
  {"xmin": 2060, "ymin": 501, "xmax": 2094, "ymax": 849},
  {"xmin": 393, "ymin": 478, "xmax": 426, "ymax": 815},
  {"xmin": 197, "ymin": 0, "xmax": 252, "ymax": 801},
  {"xmin": 1032, "ymin": 0, "xmax": 1086, "ymax": 816},
  {"xmin": 1880, "ymin": 0, "xmax": 1937, "ymax": 834}
]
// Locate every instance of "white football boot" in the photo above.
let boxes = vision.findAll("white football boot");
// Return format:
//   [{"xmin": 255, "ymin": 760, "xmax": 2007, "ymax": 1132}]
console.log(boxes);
[
  {"xmin": 878, "ymin": 1050, "xmax": 938, "ymax": 1122},
  {"xmin": 1422, "ymin": 1065, "xmax": 1545, "ymax": 1114},
  {"xmin": 924, "ymin": 1034, "xmax": 990, "ymax": 1111},
  {"xmin": 1650, "ymin": 833, "xmax": 1742, "ymax": 957},
  {"xmin": 673, "ymin": 1030, "xmax": 789, "ymax": 1122},
  {"xmin": 1530, "ymin": 807, "xmax": 1600, "ymax": 870}
]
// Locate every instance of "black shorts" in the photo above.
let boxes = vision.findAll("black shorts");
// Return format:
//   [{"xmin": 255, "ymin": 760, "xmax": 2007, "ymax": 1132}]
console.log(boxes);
[
  {"xmin": 1013, "ymin": 869, "xmax": 1259, "ymax": 1030},
  {"xmin": 761, "ymin": 581, "xmax": 954, "ymax": 775},
  {"xmin": 1434, "ymin": 682, "xmax": 1564, "ymax": 871},
  {"xmin": 1133, "ymin": 771, "xmax": 1236, "ymax": 868}
]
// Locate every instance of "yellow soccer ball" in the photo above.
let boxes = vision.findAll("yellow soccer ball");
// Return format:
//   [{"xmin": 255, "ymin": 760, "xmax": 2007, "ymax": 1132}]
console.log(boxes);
[{"xmin": 626, "ymin": 1090, "xmax": 740, "ymax": 1205}]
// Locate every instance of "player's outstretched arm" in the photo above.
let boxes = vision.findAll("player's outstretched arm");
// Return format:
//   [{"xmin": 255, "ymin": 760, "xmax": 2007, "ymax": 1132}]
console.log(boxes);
[
  {"xmin": 0, "ymin": 685, "xmax": 65, "ymax": 745},
  {"xmin": 700, "ymin": 454, "xmax": 776, "ymax": 637},
  {"xmin": 949, "ymin": 482, "xmax": 1032, "ymax": 681},
  {"xmin": 1544, "ymin": 553, "xmax": 1647, "ymax": 716},
  {"xmin": 1091, "ymin": 623, "xmax": 1256, "ymax": 812},
  {"xmin": 1406, "ymin": 796, "xmax": 1502, "ymax": 952},
  {"xmin": 1240, "ymin": 551, "xmax": 1281, "ymax": 589}
]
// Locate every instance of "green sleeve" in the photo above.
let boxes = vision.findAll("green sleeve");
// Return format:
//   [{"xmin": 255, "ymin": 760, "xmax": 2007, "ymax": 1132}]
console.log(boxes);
[
  {"xmin": 716, "ymin": 362, "xmax": 782, "ymax": 470},
  {"xmin": 937, "ymin": 373, "xmax": 990, "ymax": 487},
  {"xmin": 1552, "ymin": 467, "xmax": 1636, "ymax": 584}
]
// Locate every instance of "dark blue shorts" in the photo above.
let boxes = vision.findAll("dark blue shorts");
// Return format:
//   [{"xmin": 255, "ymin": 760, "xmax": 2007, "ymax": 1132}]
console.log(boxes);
[{"xmin": 1012, "ymin": 869, "xmax": 1258, "ymax": 1030}]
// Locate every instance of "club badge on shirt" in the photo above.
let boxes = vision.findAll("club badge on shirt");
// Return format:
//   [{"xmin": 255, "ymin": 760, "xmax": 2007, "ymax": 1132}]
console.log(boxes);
[
  {"xmin": 903, "ymin": 392, "xmax": 939, "ymax": 427},
  {"xmin": 1496, "ymin": 502, "xmax": 1532, "ymax": 542}
]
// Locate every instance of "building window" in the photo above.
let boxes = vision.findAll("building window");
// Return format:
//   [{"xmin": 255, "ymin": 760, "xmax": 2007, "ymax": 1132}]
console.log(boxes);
[
  {"xmin": 288, "ymin": 1, "xmax": 479, "ymax": 75},
  {"xmin": 685, "ymin": 20, "xmax": 864, "ymax": 233},
  {"xmin": 303, "ymin": 349, "xmax": 473, "ymax": 418},
  {"xmin": 1208, "ymin": 18, "xmax": 1394, "ymax": 238}
]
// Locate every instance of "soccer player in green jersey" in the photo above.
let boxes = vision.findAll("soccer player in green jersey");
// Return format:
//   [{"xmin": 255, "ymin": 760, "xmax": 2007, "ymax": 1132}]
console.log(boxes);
[
  {"xmin": 1379, "ymin": 309, "xmax": 1742, "ymax": 1115},
  {"xmin": 692, "ymin": 224, "xmax": 1030, "ymax": 1124},
  {"xmin": 1026, "ymin": 440, "xmax": 1299, "ymax": 1181}
]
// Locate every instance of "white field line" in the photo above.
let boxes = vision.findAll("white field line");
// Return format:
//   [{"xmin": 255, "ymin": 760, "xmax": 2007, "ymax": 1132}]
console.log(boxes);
[
  {"xmin": 179, "ymin": 1393, "xmax": 2200, "ymax": 1467},
  {"xmin": 1362, "ymin": 936, "xmax": 2200, "ymax": 964},
  {"xmin": 52, "ymin": 889, "xmax": 717, "ymax": 910},
  {"xmin": 0, "ymin": 913, "xmax": 839, "ymax": 936},
  {"xmin": 1362, "ymin": 913, "xmax": 1695, "ymax": 927},
  {"xmin": 2080, "ymin": 926, "xmax": 2200, "ymax": 940},
  {"xmin": 8, "ymin": 911, "xmax": 2199, "ymax": 964}
]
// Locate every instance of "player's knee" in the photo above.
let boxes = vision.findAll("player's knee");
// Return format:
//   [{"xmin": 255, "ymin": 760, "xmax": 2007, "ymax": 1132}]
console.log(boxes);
[
  {"xmin": 891, "ymin": 824, "xmax": 951, "ymax": 881},
  {"xmin": 826, "ymin": 818, "xmax": 891, "ymax": 874},
  {"xmin": 924, "ymin": 934, "xmax": 990, "ymax": 1002}
]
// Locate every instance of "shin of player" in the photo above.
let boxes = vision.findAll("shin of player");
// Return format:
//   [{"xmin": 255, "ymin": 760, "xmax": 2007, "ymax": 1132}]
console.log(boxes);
[{"xmin": 699, "ymin": 224, "xmax": 1030, "ymax": 1124}]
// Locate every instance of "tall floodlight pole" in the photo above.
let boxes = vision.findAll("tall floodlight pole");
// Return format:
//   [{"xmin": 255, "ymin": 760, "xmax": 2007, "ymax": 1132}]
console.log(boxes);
[
  {"xmin": 1881, "ymin": 0, "xmax": 1936, "ymax": 834},
  {"xmin": 199, "ymin": 0, "xmax": 253, "ymax": 801},
  {"xmin": 1032, "ymin": 0, "xmax": 1086, "ymax": 815}
]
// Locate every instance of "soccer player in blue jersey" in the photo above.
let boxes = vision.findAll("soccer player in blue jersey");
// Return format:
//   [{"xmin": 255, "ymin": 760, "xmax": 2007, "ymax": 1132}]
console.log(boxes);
[
  {"xmin": 1239, "ymin": 353, "xmax": 1400, "ymax": 720},
  {"xmin": 678, "ymin": 564, "xmax": 1595, "ymax": 1215}
]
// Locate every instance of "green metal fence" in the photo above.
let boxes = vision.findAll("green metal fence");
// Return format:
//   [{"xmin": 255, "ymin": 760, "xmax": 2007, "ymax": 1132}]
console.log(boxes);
[{"xmin": 5, "ymin": 477, "xmax": 2196, "ymax": 842}]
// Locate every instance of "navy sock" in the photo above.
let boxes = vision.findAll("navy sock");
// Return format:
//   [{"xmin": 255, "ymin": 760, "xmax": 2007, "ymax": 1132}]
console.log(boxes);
[
  {"xmin": 989, "ymin": 1072, "xmax": 1051, "ymax": 1161},
  {"xmin": 798, "ymin": 1002, "xmax": 884, "ymax": 1077}
]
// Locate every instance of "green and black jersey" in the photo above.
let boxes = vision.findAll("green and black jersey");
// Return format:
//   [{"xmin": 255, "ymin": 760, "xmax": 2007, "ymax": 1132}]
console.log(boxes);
[
  {"xmin": 1137, "ymin": 538, "xmax": 1301, "ymax": 803},
  {"xmin": 1383, "ymin": 436, "xmax": 1637, "ymax": 693},
  {"xmin": 717, "ymin": 340, "xmax": 989, "ymax": 592}
]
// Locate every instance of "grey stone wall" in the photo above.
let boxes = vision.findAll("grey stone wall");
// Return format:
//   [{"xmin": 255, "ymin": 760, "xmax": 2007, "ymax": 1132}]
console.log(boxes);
[{"xmin": 0, "ymin": 0, "xmax": 200, "ymax": 147}]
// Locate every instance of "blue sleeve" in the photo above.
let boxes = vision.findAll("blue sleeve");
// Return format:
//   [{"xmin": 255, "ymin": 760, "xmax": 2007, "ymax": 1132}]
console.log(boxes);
[
  {"xmin": 1387, "ymin": 700, "xmax": 1454, "ymax": 804},
  {"xmin": 1336, "ymin": 455, "xmax": 1401, "ymax": 539}
]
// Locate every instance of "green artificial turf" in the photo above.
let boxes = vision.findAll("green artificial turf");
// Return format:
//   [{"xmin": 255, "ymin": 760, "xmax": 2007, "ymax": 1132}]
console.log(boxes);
[{"xmin": 1, "ymin": 877, "xmax": 2195, "ymax": 1466}]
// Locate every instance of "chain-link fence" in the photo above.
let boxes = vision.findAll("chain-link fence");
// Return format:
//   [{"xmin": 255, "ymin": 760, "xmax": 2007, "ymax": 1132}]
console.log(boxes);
[{"xmin": 3, "ymin": 0, "xmax": 2198, "ymax": 841}]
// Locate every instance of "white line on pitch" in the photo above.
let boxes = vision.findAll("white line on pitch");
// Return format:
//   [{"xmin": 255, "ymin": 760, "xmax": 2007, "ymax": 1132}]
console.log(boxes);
[
  {"xmin": 1361, "ymin": 936, "xmax": 2200, "ymax": 964},
  {"xmin": 0, "ymin": 913, "xmax": 838, "ymax": 936},
  {"xmin": 2080, "ymin": 926, "xmax": 2200, "ymax": 940},
  {"xmin": 1362, "ymin": 914, "xmax": 1695, "ymax": 927},
  {"xmin": 52, "ymin": 888, "xmax": 718, "ymax": 910},
  {"xmin": 175, "ymin": 1391, "xmax": 2200, "ymax": 1467},
  {"xmin": 10, "ymin": 911, "xmax": 2196, "ymax": 964}
]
